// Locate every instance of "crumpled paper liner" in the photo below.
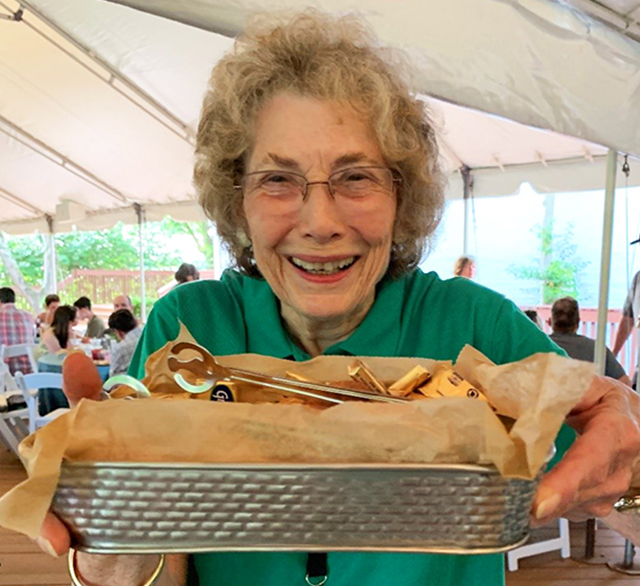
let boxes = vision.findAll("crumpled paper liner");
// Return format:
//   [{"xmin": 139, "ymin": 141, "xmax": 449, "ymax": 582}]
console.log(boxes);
[{"xmin": 0, "ymin": 343, "xmax": 594, "ymax": 539}]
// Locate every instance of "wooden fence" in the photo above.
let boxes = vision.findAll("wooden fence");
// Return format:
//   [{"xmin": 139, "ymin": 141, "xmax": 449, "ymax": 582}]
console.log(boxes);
[{"xmin": 56, "ymin": 269, "xmax": 173, "ymax": 305}]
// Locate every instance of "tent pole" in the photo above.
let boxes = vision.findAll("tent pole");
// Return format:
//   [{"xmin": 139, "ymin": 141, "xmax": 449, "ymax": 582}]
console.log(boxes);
[
  {"xmin": 461, "ymin": 165, "xmax": 471, "ymax": 255},
  {"xmin": 211, "ymin": 224, "xmax": 224, "ymax": 280},
  {"xmin": 584, "ymin": 148, "xmax": 617, "ymax": 562},
  {"xmin": 594, "ymin": 149, "xmax": 617, "ymax": 374},
  {"xmin": 135, "ymin": 204, "xmax": 147, "ymax": 322},
  {"xmin": 44, "ymin": 215, "xmax": 57, "ymax": 294}
]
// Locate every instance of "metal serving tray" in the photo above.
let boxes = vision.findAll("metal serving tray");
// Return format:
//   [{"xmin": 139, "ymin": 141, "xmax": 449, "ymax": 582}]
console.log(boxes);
[{"xmin": 52, "ymin": 462, "xmax": 537, "ymax": 555}]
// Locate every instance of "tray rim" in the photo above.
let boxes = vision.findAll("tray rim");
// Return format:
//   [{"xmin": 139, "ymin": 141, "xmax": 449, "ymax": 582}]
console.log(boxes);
[
  {"xmin": 59, "ymin": 460, "xmax": 531, "ymax": 477},
  {"xmin": 73, "ymin": 535, "xmax": 531, "ymax": 556}
]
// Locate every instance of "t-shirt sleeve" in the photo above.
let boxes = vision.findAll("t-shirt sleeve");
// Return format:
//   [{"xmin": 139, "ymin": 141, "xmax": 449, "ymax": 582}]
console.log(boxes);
[{"xmin": 605, "ymin": 347, "xmax": 626, "ymax": 380}]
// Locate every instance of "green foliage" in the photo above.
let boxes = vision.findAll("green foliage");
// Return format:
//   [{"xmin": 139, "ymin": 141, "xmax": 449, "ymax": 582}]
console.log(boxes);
[
  {"xmin": 55, "ymin": 223, "xmax": 181, "ymax": 271},
  {"xmin": 161, "ymin": 218, "xmax": 213, "ymax": 268},
  {"xmin": 0, "ymin": 223, "xmax": 183, "ymax": 288},
  {"xmin": 0, "ymin": 234, "xmax": 45, "ymax": 286},
  {"xmin": 508, "ymin": 223, "xmax": 588, "ymax": 304}
]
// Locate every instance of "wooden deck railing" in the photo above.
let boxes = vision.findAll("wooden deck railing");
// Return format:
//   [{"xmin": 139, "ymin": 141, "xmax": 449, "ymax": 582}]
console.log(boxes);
[{"xmin": 526, "ymin": 306, "xmax": 637, "ymax": 377}]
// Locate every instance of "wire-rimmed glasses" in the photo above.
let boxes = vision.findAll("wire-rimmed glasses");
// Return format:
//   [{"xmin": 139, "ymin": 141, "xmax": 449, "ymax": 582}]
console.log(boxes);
[{"xmin": 236, "ymin": 166, "xmax": 400, "ymax": 214}]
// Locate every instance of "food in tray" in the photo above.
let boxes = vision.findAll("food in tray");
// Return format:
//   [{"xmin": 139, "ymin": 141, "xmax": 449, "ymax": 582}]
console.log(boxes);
[
  {"xmin": 347, "ymin": 359, "xmax": 389, "ymax": 395},
  {"xmin": 108, "ymin": 340, "xmax": 489, "ymax": 408}
]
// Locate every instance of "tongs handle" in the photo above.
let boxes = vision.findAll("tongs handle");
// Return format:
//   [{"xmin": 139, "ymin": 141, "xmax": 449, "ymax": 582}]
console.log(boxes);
[{"xmin": 228, "ymin": 367, "xmax": 410, "ymax": 405}]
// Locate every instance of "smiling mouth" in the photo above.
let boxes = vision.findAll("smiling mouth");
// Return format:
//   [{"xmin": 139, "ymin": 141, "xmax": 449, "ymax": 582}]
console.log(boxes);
[{"xmin": 289, "ymin": 256, "xmax": 357, "ymax": 275}]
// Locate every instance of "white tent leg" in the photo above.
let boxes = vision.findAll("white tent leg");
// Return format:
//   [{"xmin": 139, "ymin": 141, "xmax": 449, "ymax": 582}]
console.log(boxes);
[
  {"xmin": 135, "ymin": 204, "xmax": 147, "ymax": 322},
  {"xmin": 461, "ymin": 166, "xmax": 472, "ymax": 255},
  {"xmin": 42, "ymin": 214, "xmax": 57, "ymax": 294},
  {"xmin": 594, "ymin": 149, "xmax": 618, "ymax": 374},
  {"xmin": 210, "ymin": 222, "xmax": 223, "ymax": 280}
]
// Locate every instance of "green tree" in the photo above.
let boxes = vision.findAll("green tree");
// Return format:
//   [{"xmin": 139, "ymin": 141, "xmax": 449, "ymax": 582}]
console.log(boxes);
[
  {"xmin": 508, "ymin": 222, "xmax": 588, "ymax": 304},
  {"xmin": 55, "ymin": 223, "xmax": 181, "ymax": 271},
  {"xmin": 161, "ymin": 218, "xmax": 213, "ymax": 268}
]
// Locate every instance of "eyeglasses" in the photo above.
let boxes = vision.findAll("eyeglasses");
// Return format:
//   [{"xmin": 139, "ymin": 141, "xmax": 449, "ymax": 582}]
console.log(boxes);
[{"xmin": 236, "ymin": 166, "xmax": 400, "ymax": 213}]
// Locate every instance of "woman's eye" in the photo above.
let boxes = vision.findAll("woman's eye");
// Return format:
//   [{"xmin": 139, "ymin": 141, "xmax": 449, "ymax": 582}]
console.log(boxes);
[
  {"xmin": 344, "ymin": 172, "xmax": 370, "ymax": 182},
  {"xmin": 263, "ymin": 173, "xmax": 294, "ymax": 185}
]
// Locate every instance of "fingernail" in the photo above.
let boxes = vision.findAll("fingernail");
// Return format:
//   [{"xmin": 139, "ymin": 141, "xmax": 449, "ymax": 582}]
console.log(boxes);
[
  {"xmin": 35, "ymin": 536, "xmax": 59, "ymax": 558},
  {"xmin": 535, "ymin": 493, "xmax": 562, "ymax": 520}
]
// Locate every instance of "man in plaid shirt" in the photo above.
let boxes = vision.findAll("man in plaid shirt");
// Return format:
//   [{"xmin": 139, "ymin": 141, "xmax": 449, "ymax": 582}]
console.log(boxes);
[{"xmin": 0, "ymin": 287, "xmax": 36, "ymax": 375}]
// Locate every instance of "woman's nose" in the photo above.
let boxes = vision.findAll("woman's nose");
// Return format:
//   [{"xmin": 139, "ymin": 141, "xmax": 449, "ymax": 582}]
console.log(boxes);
[{"xmin": 297, "ymin": 183, "xmax": 346, "ymax": 242}]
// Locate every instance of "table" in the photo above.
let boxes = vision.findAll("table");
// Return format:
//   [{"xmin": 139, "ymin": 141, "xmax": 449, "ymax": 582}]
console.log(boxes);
[{"xmin": 37, "ymin": 352, "xmax": 110, "ymax": 416}]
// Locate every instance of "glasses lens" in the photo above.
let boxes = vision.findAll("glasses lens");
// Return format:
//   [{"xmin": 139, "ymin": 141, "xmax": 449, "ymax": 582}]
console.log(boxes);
[
  {"xmin": 244, "ymin": 171, "xmax": 305, "ymax": 199},
  {"xmin": 330, "ymin": 167, "xmax": 393, "ymax": 198}
]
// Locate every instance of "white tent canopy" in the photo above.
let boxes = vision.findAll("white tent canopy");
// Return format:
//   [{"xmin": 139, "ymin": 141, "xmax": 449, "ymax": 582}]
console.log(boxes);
[{"xmin": 0, "ymin": 0, "xmax": 639, "ymax": 235}]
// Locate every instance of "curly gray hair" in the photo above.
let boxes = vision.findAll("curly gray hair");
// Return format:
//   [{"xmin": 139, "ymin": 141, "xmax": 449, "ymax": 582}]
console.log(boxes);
[{"xmin": 194, "ymin": 10, "xmax": 445, "ymax": 277}]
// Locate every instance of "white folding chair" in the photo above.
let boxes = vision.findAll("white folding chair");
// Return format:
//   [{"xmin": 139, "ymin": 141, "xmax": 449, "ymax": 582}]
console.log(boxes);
[
  {"xmin": 506, "ymin": 518, "xmax": 570, "ymax": 571},
  {"xmin": 0, "ymin": 343, "xmax": 38, "ymax": 374},
  {"xmin": 14, "ymin": 371, "xmax": 68, "ymax": 434},
  {"xmin": 0, "ymin": 363, "xmax": 29, "ymax": 457}
]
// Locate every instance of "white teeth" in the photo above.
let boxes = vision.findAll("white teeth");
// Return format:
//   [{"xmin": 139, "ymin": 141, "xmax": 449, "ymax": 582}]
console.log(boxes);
[{"xmin": 291, "ymin": 256, "xmax": 356, "ymax": 274}]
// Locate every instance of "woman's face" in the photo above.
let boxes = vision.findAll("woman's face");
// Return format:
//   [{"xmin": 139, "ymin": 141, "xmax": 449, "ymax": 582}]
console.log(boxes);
[
  {"xmin": 243, "ymin": 93, "xmax": 397, "ymax": 326},
  {"xmin": 461, "ymin": 262, "xmax": 476, "ymax": 279}
]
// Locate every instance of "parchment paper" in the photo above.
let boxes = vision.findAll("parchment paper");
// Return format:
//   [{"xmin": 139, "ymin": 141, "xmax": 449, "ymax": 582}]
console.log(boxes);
[{"xmin": 0, "ymin": 343, "xmax": 594, "ymax": 539}]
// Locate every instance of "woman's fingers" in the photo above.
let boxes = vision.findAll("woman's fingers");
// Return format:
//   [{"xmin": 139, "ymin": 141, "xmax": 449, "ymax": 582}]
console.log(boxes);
[
  {"xmin": 532, "ymin": 375, "xmax": 640, "ymax": 523},
  {"xmin": 36, "ymin": 511, "xmax": 71, "ymax": 557}
]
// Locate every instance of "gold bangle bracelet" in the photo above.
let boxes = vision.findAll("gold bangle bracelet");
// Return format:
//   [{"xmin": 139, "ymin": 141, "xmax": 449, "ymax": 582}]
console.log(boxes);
[{"xmin": 68, "ymin": 549, "xmax": 165, "ymax": 586}]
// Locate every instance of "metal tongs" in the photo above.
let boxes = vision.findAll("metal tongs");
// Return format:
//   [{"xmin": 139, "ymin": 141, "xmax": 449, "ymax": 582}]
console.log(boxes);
[{"xmin": 167, "ymin": 341, "xmax": 410, "ymax": 405}]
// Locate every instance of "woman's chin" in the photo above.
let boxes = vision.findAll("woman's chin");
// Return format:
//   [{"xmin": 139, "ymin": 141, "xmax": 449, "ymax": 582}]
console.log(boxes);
[{"xmin": 287, "ymin": 295, "xmax": 367, "ymax": 325}]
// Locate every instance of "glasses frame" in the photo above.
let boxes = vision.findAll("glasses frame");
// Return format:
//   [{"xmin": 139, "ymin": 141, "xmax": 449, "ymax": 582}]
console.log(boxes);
[{"xmin": 234, "ymin": 165, "xmax": 402, "ymax": 200}]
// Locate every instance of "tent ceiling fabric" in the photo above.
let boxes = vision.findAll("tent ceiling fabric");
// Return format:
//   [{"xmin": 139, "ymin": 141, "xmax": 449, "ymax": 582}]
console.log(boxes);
[
  {"xmin": 0, "ymin": 0, "xmax": 638, "ymax": 235},
  {"xmin": 109, "ymin": 0, "xmax": 640, "ymax": 156}
]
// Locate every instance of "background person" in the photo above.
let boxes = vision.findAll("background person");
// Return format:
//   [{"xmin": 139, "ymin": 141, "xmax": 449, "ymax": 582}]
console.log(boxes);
[
  {"xmin": 113, "ymin": 294, "xmax": 133, "ymax": 312},
  {"xmin": 40, "ymin": 305, "xmax": 78, "ymax": 354},
  {"xmin": 107, "ymin": 309, "xmax": 143, "ymax": 377},
  {"xmin": 174, "ymin": 262, "xmax": 200, "ymax": 284},
  {"xmin": 0, "ymin": 287, "xmax": 35, "ymax": 374},
  {"xmin": 613, "ymin": 270, "xmax": 640, "ymax": 385},
  {"xmin": 36, "ymin": 293, "xmax": 60, "ymax": 332},
  {"xmin": 453, "ymin": 255, "xmax": 476, "ymax": 279},
  {"xmin": 73, "ymin": 296, "xmax": 106, "ymax": 339},
  {"xmin": 36, "ymin": 11, "xmax": 640, "ymax": 586},
  {"xmin": 549, "ymin": 296, "xmax": 631, "ymax": 385},
  {"xmin": 524, "ymin": 309, "xmax": 543, "ymax": 329}
]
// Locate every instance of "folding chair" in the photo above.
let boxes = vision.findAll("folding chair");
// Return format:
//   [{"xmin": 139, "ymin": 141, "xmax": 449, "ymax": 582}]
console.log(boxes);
[
  {"xmin": 506, "ymin": 518, "xmax": 570, "ymax": 571},
  {"xmin": 0, "ymin": 363, "xmax": 29, "ymax": 457},
  {"xmin": 14, "ymin": 372, "xmax": 68, "ymax": 434},
  {"xmin": 0, "ymin": 343, "xmax": 38, "ymax": 374}
]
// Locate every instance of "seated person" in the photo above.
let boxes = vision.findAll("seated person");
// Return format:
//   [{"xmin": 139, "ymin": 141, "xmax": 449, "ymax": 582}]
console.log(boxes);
[
  {"xmin": 40, "ymin": 305, "xmax": 79, "ymax": 354},
  {"xmin": 175, "ymin": 262, "xmax": 200, "ymax": 284},
  {"xmin": 73, "ymin": 296, "xmax": 106, "ymax": 338},
  {"xmin": 0, "ymin": 287, "xmax": 36, "ymax": 374},
  {"xmin": 113, "ymin": 294, "xmax": 133, "ymax": 312},
  {"xmin": 524, "ymin": 309, "xmax": 543, "ymax": 329},
  {"xmin": 108, "ymin": 309, "xmax": 143, "ymax": 377},
  {"xmin": 549, "ymin": 296, "xmax": 631, "ymax": 385},
  {"xmin": 35, "ymin": 293, "xmax": 60, "ymax": 332}
]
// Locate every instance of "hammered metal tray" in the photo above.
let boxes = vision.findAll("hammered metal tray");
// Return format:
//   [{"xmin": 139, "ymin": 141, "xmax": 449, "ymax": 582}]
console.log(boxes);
[{"xmin": 52, "ymin": 462, "xmax": 536, "ymax": 555}]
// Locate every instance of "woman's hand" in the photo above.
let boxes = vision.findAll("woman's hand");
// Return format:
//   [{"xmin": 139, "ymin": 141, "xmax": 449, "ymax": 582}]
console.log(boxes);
[
  {"xmin": 532, "ymin": 375, "xmax": 640, "ymax": 523},
  {"xmin": 37, "ymin": 511, "xmax": 186, "ymax": 586}
]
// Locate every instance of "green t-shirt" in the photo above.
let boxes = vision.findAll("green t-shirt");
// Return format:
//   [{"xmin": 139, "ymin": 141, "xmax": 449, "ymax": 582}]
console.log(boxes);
[{"xmin": 129, "ymin": 269, "xmax": 567, "ymax": 586}]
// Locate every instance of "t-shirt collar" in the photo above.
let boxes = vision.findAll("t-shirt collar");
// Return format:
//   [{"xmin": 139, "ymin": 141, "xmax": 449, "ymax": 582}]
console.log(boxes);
[{"xmin": 243, "ymin": 274, "xmax": 405, "ymax": 361}]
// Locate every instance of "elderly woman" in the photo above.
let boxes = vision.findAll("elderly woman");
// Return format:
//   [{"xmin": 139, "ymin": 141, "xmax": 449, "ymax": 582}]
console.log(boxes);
[{"xmin": 39, "ymin": 11, "xmax": 640, "ymax": 586}]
